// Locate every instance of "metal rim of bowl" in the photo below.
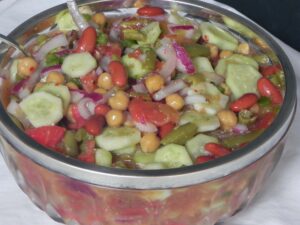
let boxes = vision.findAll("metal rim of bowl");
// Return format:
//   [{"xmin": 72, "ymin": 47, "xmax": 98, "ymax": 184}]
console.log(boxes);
[{"xmin": 0, "ymin": 0, "xmax": 297, "ymax": 189}]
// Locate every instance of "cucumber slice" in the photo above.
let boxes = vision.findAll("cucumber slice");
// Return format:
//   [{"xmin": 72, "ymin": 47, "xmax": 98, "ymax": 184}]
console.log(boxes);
[
  {"xmin": 193, "ymin": 57, "xmax": 214, "ymax": 73},
  {"xmin": 19, "ymin": 92, "xmax": 64, "ymax": 127},
  {"xmin": 179, "ymin": 111, "xmax": 220, "ymax": 132},
  {"xmin": 95, "ymin": 149, "xmax": 112, "ymax": 167},
  {"xmin": 185, "ymin": 134, "xmax": 218, "ymax": 160},
  {"xmin": 200, "ymin": 22, "xmax": 238, "ymax": 51},
  {"xmin": 134, "ymin": 151, "xmax": 155, "ymax": 165},
  {"xmin": 62, "ymin": 52, "xmax": 97, "ymax": 78},
  {"xmin": 95, "ymin": 127, "xmax": 141, "ymax": 151},
  {"xmin": 138, "ymin": 22, "xmax": 161, "ymax": 45},
  {"xmin": 113, "ymin": 145, "xmax": 136, "ymax": 155},
  {"xmin": 226, "ymin": 63, "xmax": 262, "ymax": 99},
  {"xmin": 35, "ymin": 84, "xmax": 71, "ymax": 112},
  {"xmin": 154, "ymin": 144, "xmax": 193, "ymax": 168},
  {"xmin": 215, "ymin": 54, "xmax": 259, "ymax": 76},
  {"xmin": 222, "ymin": 16, "xmax": 257, "ymax": 39}
]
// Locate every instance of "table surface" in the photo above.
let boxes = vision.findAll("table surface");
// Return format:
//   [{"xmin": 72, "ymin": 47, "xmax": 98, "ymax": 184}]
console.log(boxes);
[{"xmin": 0, "ymin": 1, "xmax": 299, "ymax": 225}]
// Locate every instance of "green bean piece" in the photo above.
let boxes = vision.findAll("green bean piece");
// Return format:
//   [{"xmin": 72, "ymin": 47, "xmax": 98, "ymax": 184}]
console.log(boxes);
[
  {"xmin": 121, "ymin": 39, "xmax": 137, "ymax": 48},
  {"xmin": 141, "ymin": 47, "xmax": 156, "ymax": 71},
  {"xmin": 63, "ymin": 131, "xmax": 79, "ymax": 157},
  {"xmin": 45, "ymin": 53, "xmax": 63, "ymax": 66},
  {"xmin": 122, "ymin": 29, "xmax": 146, "ymax": 41},
  {"xmin": 253, "ymin": 54, "xmax": 271, "ymax": 65},
  {"xmin": 161, "ymin": 123, "xmax": 198, "ymax": 146},
  {"xmin": 75, "ymin": 128, "xmax": 93, "ymax": 142},
  {"xmin": 223, "ymin": 130, "xmax": 263, "ymax": 149},
  {"xmin": 238, "ymin": 110, "xmax": 257, "ymax": 125},
  {"xmin": 184, "ymin": 44, "xmax": 210, "ymax": 58}
]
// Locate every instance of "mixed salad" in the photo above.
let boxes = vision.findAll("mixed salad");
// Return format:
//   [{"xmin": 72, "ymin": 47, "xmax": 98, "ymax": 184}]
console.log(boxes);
[{"xmin": 2, "ymin": 4, "xmax": 285, "ymax": 169}]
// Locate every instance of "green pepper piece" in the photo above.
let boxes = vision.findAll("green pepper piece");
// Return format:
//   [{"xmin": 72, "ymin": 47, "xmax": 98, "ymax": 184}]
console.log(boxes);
[
  {"xmin": 223, "ymin": 130, "xmax": 263, "ymax": 149},
  {"xmin": 161, "ymin": 123, "xmax": 198, "ymax": 146},
  {"xmin": 258, "ymin": 96, "xmax": 271, "ymax": 108},
  {"xmin": 46, "ymin": 53, "xmax": 63, "ymax": 66},
  {"xmin": 82, "ymin": 14, "xmax": 92, "ymax": 21},
  {"xmin": 63, "ymin": 131, "xmax": 79, "ymax": 157},
  {"xmin": 184, "ymin": 44, "xmax": 210, "ymax": 58},
  {"xmin": 36, "ymin": 35, "xmax": 48, "ymax": 46},
  {"xmin": 121, "ymin": 39, "xmax": 137, "ymax": 48},
  {"xmin": 122, "ymin": 29, "xmax": 146, "ymax": 41},
  {"xmin": 97, "ymin": 32, "xmax": 108, "ymax": 45}
]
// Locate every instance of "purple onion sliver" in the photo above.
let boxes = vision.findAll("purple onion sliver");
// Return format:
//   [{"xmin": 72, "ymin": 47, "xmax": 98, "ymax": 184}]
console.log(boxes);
[{"xmin": 172, "ymin": 42, "xmax": 195, "ymax": 74}]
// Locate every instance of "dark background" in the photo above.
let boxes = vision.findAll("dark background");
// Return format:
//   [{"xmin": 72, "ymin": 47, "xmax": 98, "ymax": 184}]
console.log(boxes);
[{"xmin": 217, "ymin": 0, "xmax": 300, "ymax": 51}]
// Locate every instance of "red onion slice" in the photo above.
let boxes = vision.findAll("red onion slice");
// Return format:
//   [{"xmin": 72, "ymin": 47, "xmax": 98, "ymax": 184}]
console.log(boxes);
[
  {"xmin": 233, "ymin": 124, "xmax": 248, "ymax": 134},
  {"xmin": 70, "ymin": 89, "xmax": 103, "ymax": 103},
  {"xmin": 153, "ymin": 79, "xmax": 187, "ymax": 101},
  {"xmin": 67, "ymin": 0, "xmax": 89, "ymax": 31},
  {"xmin": 41, "ymin": 65, "xmax": 62, "ymax": 79},
  {"xmin": 134, "ymin": 121, "xmax": 158, "ymax": 133},
  {"xmin": 34, "ymin": 34, "xmax": 68, "ymax": 61},
  {"xmin": 169, "ymin": 25, "xmax": 195, "ymax": 32},
  {"xmin": 173, "ymin": 42, "xmax": 195, "ymax": 74}
]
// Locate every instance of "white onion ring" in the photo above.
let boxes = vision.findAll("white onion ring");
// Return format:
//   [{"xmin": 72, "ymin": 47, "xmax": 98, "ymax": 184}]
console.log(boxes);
[
  {"xmin": 134, "ymin": 121, "xmax": 158, "ymax": 133},
  {"xmin": 185, "ymin": 95, "xmax": 206, "ymax": 105},
  {"xmin": 153, "ymin": 79, "xmax": 187, "ymax": 101},
  {"xmin": 34, "ymin": 34, "xmax": 68, "ymax": 61},
  {"xmin": 77, "ymin": 98, "xmax": 94, "ymax": 119}
]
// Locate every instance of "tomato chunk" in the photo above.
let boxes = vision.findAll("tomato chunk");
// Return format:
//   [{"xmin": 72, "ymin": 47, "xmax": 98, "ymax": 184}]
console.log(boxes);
[
  {"xmin": 26, "ymin": 126, "xmax": 65, "ymax": 149},
  {"xmin": 204, "ymin": 143, "xmax": 231, "ymax": 157},
  {"xmin": 159, "ymin": 122, "xmax": 175, "ymax": 138},
  {"xmin": 195, "ymin": 156, "xmax": 215, "ymax": 164},
  {"xmin": 74, "ymin": 27, "xmax": 97, "ymax": 53},
  {"xmin": 78, "ymin": 140, "xmax": 96, "ymax": 163},
  {"xmin": 84, "ymin": 115, "xmax": 105, "ymax": 136},
  {"xmin": 129, "ymin": 99, "xmax": 179, "ymax": 127}
]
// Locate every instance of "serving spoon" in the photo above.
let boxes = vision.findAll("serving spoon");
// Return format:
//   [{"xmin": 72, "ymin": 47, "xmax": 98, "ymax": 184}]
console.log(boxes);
[{"xmin": 0, "ymin": 33, "xmax": 27, "ymax": 57}]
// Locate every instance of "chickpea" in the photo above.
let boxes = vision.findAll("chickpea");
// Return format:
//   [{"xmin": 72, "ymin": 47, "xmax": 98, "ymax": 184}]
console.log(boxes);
[
  {"xmin": 92, "ymin": 13, "xmax": 106, "ymax": 26},
  {"xmin": 237, "ymin": 43, "xmax": 250, "ymax": 55},
  {"xmin": 166, "ymin": 94, "xmax": 184, "ymax": 111},
  {"xmin": 94, "ymin": 88, "xmax": 107, "ymax": 95},
  {"xmin": 97, "ymin": 72, "xmax": 113, "ymax": 90},
  {"xmin": 17, "ymin": 57, "xmax": 38, "ymax": 77},
  {"xmin": 108, "ymin": 90, "xmax": 129, "ymax": 111},
  {"xmin": 217, "ymin": 109, "xmax": 238, "ymax": 131},
  {"xmin": 140, "ymin": 133, "xmax": 160, "ymax": 153},
  {"xmin": 145, "ymin": 74, "xmax": 164, "ymax": 94},
  {"xmin": 105, "ymin": 109, "xmax": 124, "ymax": 127},
  {"xmin": 219, "ymin": 50, "xmax": 233, "ymax": 59},
  {"xmin": 66, "ymin": 82, "xmax": 78, "ymax": 90},
  {"xmin": 46, "ymin": 72, "xmax": 65, "ymax": 85}
]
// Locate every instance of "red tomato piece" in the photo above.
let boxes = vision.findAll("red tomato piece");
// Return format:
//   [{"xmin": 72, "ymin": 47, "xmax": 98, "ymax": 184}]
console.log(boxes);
[
  {"xmin": 195, "ymin": 156, "xmax": 215, "ymax": 164},
  {"xmin": 68, "ymin": 104, "xmax": 87, "ymax": 129},
  {"xmin": 94, "ymin": 104, "xmax": 110, "ymax": 116},
  {"xmin": 230, "ymin": 93, "xmax": 258, "ymax": 112},
  {"xmin": 74, "ymin": 27, "xmax": 97, "ymax": 53},
  {"xmin": 260, "ymin": 64, "xmax": 281, "ymax": 76},
  {"xmin": 84, "ymin": 115, "xmax": 105, "ymax": 136},
  {"xmin": 108, "ymin": 61, "xmax": 128, "ymax": 87},
  {"xmin": 137, "ymin": 6, "xmax": 165, "ymax": 16},
  {"xmin": 257, "ymin": 77, "xmax": 283, "ymax": 104},
  {"xmin": 159, "ymin": 122, "xmax": 175, "ymax": 138},
  {"xmin": 80, "ymin": 71, "xmax": 97, "ymax": 93},
  {"xmin": 129, "ymin": 99, "xmax": 179, "ymax": 127},
  {"xmin": 254, "ymin": 112, "xmax": 275, "ymax": 130},
  {"xmin": 26, "ymin": 126, "xmax": 65, "ymax": 149},
  {"xmin": 204, "ymin": 143, "xmax": 231, "ymax": 157},
  {"xmin": 78, "ymin": 140, "xmax": 96, "ymax": 163}
]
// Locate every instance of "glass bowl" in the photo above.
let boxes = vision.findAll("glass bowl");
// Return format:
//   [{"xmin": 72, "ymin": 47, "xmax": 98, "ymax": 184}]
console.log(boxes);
[{"xmin": 0, "ymin": 0, "xmax": 297, "ymax": 225}]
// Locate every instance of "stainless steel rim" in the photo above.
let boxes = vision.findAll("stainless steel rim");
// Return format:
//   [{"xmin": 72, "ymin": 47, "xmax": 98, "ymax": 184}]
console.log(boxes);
[{"xmin": 0, "ymin": 0, "xmax": 297, "ymax": 189}]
